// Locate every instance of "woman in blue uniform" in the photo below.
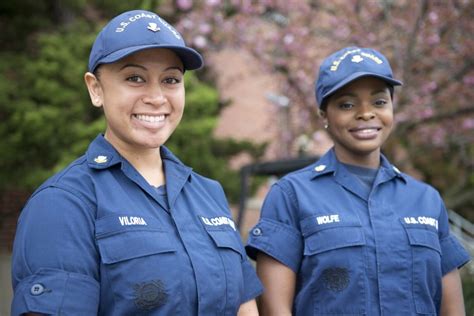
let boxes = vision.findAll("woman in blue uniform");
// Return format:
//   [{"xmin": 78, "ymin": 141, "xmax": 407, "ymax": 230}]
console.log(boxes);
[
  {"xmin": 246, "ymin": 46, "xmax": 470, "ymax": 315},
  {"xmin": 11, "ymin": 10, "xmax": 262, "ymax": 315}
]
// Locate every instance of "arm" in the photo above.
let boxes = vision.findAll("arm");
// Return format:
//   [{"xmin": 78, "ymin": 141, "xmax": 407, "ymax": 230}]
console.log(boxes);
[
  {"xmin": 11, "ymin": 188, "xmax": 99, "ymax": 315},
  {"xmin": 440, "ymin": 268, "xmax": 466, "ymax": 316},
  {"xmin": 238, "ymin": 299, "xmax": 259, "ymax": 316},
  {"xmin": 256, "ymin": 252, "xmax": 296, "ymax": 316}
]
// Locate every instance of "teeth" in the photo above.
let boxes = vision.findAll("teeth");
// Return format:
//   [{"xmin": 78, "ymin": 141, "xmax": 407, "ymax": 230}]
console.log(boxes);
[
  {"xmin": 135, "ymin": 114, "xmax": 165, "ymax": 123},
  {"xmin": 355, "ymin": 128, "xmax": 378, "ymax": 134}
]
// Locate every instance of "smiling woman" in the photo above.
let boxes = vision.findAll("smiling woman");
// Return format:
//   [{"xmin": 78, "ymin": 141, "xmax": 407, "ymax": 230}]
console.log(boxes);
[
  {"xmin": 10, "ymin": 9, "xmax": 262, "ymax": 316},
  {"xmin": 85, "ymin": 49, "xmax": 187, "ymax": 185},
  {"xmin": 321, "ymin": 77, "xmax": 394, "ymax": 168},
  {"xmin": 246, "ymin": 46, "xmax": 470, "ymax": 315}
]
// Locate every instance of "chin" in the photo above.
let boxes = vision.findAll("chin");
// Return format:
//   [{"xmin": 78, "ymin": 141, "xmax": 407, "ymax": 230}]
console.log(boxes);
[
  {"xmin": 352, "ymin": 146, "xmax": 382, "ymax": 157},
  {"xmin": 144, "ymin": 139, "xmax": 166, "ymax": 149},
  {"xmin": 135, "ymin": 132, "xmax": 170, "ymax": 148}
]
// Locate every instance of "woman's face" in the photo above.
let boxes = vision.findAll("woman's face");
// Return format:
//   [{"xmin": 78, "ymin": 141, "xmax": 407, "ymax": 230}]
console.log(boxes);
[
  {"xmin": 322, "ymin": 76, "xmax": 394, "ymax": 167},
  {"xmin": 85, "ymin": 48, "xmax": 185, "ymax": 154}
]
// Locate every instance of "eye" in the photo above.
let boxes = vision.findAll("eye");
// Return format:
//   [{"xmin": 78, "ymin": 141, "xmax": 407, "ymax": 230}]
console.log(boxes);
[
  {"xmin": 374, "ymin": 99, "xmax": 388, "ymax": 107},
  {"xmin": 126, "ymin": 75, "xmax": 145, "ymax": 83},
  {"xmin": 338, "ymin": 102, "xmax": 354, "ymax": 110},
  {"xmin": 162, "ymin": 77, "xmax": 181, "ymax": 85}
]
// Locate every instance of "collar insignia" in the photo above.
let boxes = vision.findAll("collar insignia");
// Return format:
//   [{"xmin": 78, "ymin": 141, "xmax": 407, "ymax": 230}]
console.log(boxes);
[
  {"xmin": 94, "ymin": 155, "xmax": 108, "ymax": 164},
  {"xmin": 314, "ymin": 164, "xmax": 327, "ymax": 172}
]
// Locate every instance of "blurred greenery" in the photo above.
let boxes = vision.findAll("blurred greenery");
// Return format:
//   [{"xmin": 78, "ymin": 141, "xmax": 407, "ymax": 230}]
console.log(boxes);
[
  {"xmin": 0, "ymin": 0, "xmax": 264, "ymax": 202},
  {"xmin": 168, "ymin": 72, "xmax": 266, "ymax": 202},
  {"xmin": 463, "ymin": 274, "xmax": 474, "ymax": 314}
]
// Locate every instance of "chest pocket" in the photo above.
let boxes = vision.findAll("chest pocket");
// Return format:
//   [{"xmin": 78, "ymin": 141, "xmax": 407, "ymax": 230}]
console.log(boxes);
[
  {"xmin": 203, "ymin": 225, "xmax": 245, "ymax": 316},
  {"xmin": 96, "ymin": 215, "xmax": 176, "ymax": 263},
  {"xmin": 300, "ymin": 215, "xmax": 366, "ymax": 255},
  {"xmin": 402, "ymin": 221, "xmax": 442, "ymax": 315},
  {"xmin": 95, "ymin": 215, "xmax": 182, "ymax": 314},
  {"xmin": 299, "ymin": 215, "xmax": 367, "ymax": 315}
]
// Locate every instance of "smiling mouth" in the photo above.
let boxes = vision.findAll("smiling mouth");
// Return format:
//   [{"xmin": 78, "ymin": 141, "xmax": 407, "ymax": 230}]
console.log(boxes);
[
  {"xmin": 349, "ymin": 127, "xmax": 381, "ymax": 139},
  {"xmin": 351, "ymin": 127, "xmax": 381, "ymax": 133},
  {"xmin": 133, "ymin": 114, "xmax": 166, "ymax": 123}
]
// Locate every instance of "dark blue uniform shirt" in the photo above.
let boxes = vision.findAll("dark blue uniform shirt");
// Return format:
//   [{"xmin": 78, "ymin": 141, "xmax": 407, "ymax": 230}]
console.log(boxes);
[
  {"xmin": 246, "ymin": 148, "xmax": 470, "ymax": 315},
  {"xmin": 12, "ymin": 135, "xmax": 262, "ymax": 315}
]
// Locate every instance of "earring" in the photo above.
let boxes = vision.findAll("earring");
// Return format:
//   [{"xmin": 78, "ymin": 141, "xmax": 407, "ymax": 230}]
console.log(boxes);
[
  {"xmin": 94, "ymin": 98, "xmax": 102, "ymax": 106},
  {"xmin": 324, "ymin": 123, "xmax": 328, "ymax": 129}
]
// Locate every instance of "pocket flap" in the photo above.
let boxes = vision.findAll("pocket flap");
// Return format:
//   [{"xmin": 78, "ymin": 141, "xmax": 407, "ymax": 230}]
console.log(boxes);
[
  {"xmin": 303, "ymin": 226, "xmax": 366, "ymax": 255},
  {"xmin": 206, "ymin": 229, "xmax": 245, "ymax": 258},
  {"xmin": 404, "ymin": 227, "xmax": 441, "ymax": 253},
  {"xmin": 96, "ymin": 215, "xmax": 176, "ymax": 264}
]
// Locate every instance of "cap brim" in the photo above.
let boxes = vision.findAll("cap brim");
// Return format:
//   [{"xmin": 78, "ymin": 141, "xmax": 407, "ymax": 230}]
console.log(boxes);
[
  {"xmin": 322, "ymin": 72, "xmax": 403, "ymax": 101},
  {"xmin": 91, "ymin": 44, "xmax": 203, "ymax": 72}
]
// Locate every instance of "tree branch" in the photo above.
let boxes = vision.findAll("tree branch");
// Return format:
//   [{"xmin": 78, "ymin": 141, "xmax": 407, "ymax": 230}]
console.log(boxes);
[
  {"xmin": 399, "ymin": 0, "xmax": 429, "ymax": 107},
  {"xmin": 396, "ymin": 106, "xmax": 474, "ymax": 133}
]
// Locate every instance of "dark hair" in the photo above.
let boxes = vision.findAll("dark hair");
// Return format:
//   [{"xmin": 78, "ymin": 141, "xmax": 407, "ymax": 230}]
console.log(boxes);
[{"xmin": 93, "ymin": 66, "xmax": 102, "ymax": 80}]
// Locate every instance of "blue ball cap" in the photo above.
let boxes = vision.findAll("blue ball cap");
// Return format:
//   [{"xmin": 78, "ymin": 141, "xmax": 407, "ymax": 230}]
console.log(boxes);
[
  {"xmin": 88, "ymin": 10, "xmax": 203, "ymax": 72},
  {"xmin": 315, "ymin": 46, "xmax": 402, "ymax": 109}
]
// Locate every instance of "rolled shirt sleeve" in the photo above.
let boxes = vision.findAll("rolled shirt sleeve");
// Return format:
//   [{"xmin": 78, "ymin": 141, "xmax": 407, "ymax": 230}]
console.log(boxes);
[
  {"xmin": 435, "ymin": 200, "xmax": 471, "ymax": 275},
  {"xmin": 246, "ymin": 183, "xmax": 303, "ymax": 273},
  {"xmin": 439, "ymin": 234, "xmax": 471, "ymax": 275},
  {"xmin": 11, "ymin": 186, "xmax": 100, "ymax": 315},
  {"xmin": 11, "ymin": 268, "xmax": 99, "ymax": 315},
  {"xmin": 241, "ymin": 259, "xmax": 263, "ymax": 302}
]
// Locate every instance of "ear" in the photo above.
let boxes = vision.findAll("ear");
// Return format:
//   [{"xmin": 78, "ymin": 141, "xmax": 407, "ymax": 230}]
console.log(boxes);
[
  {"xmin": 318, "ymin": 108, "xmax": 327, "ymax": 119},
  {"xmin": 84, "ymin": 72, "xmax": 104, "ymax": 108},
  {"xmin": 318, "ymin": 109, "xmax": 329, "ymax": 128}
]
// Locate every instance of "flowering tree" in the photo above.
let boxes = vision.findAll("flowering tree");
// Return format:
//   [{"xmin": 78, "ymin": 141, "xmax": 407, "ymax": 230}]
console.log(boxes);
[{"xmin": 166, "ymin": 0, "xmax": 474, "ymax": 218}]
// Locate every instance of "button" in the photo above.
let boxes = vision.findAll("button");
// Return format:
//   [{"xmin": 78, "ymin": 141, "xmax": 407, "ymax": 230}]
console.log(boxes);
[
  {"xmin": 392, "ymin": 166, "xmax": 401, "ymax": 174},
  {"xmin": 30, "ymin": 283, "xmax": 45, "ymax": 296},
  {"xmin": 314, "ymin": 164, "xmax": 326, "ymax": 172},
  {"xmin": 252, "ymin": 227, "xmax": 262, "ymax": 236}
]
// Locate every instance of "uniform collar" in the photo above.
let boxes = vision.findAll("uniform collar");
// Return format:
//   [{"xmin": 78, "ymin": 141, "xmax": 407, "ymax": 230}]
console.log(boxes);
[
  {"xmin": 86, "ymin": 134, "xmax": 123, "ymax": 169},
  {"xmin": 86, "ymin": 134, "xmax": 193, "ymax": 209},
  {"xmin": 378, "ymin": 153, "xmax": 407, "ymax": 184},
  {"xmin": 160, "ymin": 145, "xmax": 193, "ymax": 208},
  {"xmin": 310, "ymin": 148, "xmax": 339, "ymax": 180},
  {"xmin": 311, "ymin": 147, "xmax": 407, "ymax": 183},
  {"xmin": 85, "ymin": 134, "xmax": 192, "ymax": 175}
]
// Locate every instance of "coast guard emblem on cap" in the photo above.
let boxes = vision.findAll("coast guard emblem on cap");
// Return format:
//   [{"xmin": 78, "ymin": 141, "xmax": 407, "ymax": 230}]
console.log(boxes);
[
  {"xmin": 351, "ymin": 55, "xmax": 364, "ymax": 63},
  {"xmin": 94, "ymin": 155, "xmax": 108, "ymax": 163},
  {"xmin": 147, "ymin": 22, "xmax": 160, "ymax": 32}
]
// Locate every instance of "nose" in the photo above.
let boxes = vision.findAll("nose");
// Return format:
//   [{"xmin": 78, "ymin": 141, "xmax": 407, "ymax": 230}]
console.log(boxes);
[
  {"xmin": 356, "ymin": 103, "xmax": 375, "ymax": 120},
  {"xmin": 142, "ymin": 85, "xmax": 166, "ymax": 106}
]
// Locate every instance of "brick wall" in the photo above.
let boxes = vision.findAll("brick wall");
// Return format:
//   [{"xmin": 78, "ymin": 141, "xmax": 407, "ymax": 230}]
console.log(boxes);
[{"xmin": 0, "ymin": 190, "xmax": 31, "ymax": 252}]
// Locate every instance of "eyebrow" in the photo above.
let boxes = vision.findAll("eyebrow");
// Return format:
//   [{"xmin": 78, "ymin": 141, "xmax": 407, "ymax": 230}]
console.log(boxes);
[{"xmin": 119, "ymin": 63, "xmax": 184, "ymax": 73}]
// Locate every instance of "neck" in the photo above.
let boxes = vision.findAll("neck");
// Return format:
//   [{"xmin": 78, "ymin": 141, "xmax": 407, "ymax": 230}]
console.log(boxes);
[
  {"xmin": 105, "ymin": 136, "xmax": 166, "ymax": 187},
  {"xmin": 333, "ymin": 147, "xmax": 381, "ymax": 169},
  {"xmin": 125, "ymin": 150, "xmax": 166, "ymax": 187}
]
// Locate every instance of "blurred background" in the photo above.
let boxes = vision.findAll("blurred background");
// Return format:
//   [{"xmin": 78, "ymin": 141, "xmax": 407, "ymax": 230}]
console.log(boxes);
[{"xmin": 0, "ymin": 0, "xmax": 473, "ymax": 314}]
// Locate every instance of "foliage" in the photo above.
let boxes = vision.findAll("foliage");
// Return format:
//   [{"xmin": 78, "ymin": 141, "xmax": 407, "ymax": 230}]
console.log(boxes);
[
  {"xmin": 1, "ymin": 0, "xmax": 472, "ymax": 214},
  {"xmin": 168, "ymin": 72, "xmax": 266, "ymax": 202},
  {"xmin": 0, "ymin": 22, "xmax": 100, "ymax": 189},
  {"xmin": 0, "ymin": 0, "xmax": 264, "ymax": 203},
  {"xmin": 169, "ymin": 0, "xmax": 474, "ymax": 219},
  {"xmin": 463, "ymin": 275, "xmax": 474, "ymax": 315}
]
